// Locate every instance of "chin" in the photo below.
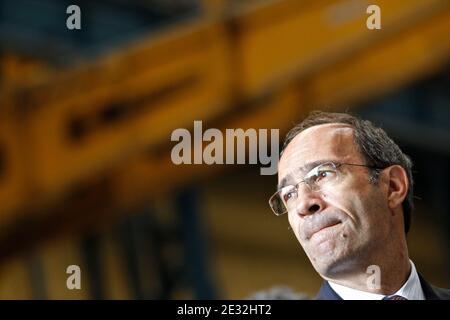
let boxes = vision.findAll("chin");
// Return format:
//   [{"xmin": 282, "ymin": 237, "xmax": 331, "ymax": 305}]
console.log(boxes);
[
  {"xmin": 311, "ymin": 253, "xmax": 343, "ymax": 277},
  {"xmin": 309, "ymin": 244, "xmax": 361, "ymax": 278}
]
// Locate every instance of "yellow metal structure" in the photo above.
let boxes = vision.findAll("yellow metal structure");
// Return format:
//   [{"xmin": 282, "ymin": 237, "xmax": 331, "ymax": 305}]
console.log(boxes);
[{"xmin": 0, "ymin": 0, "xmax": 449, "ymax": 242}]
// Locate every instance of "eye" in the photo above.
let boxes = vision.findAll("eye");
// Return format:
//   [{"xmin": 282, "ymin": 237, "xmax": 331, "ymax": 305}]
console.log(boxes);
[
  {"xmin": 318, "ymin": 170, "xmax": 329, "ymax": 179},
  {"xmin": 315, "ymin": 169, "xmax": 336, "ymax": 183},
  {"xmin": 282, "ymin": 188, "xmax": 297, "ymax": 203}
]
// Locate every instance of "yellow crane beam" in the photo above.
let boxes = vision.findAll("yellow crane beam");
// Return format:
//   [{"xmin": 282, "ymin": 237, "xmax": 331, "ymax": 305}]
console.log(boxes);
[{"xmin": 0, "ymin": 0, "xmax": 449, "ymax": 235}]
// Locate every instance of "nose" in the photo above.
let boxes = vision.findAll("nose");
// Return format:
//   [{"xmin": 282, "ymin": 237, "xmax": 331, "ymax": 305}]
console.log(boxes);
[{"xmin": 294, "ymin": 187, "xmax": 325, "ymax": 218}]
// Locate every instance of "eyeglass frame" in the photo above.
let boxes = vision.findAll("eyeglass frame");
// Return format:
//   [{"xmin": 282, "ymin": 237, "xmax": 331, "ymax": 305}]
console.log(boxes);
[{"xmin": 269, "ymin": 161, "xmax": 385, "ymax": 216}]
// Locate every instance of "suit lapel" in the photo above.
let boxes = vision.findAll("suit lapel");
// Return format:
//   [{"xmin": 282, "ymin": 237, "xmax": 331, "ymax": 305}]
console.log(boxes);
[
  {"xmin": 418, "ymin": 273, "xmax": 441, "ymax": 300},
  {"xmin": 316, "ymin": 281, "xmax": 342, "ymax": 300}
]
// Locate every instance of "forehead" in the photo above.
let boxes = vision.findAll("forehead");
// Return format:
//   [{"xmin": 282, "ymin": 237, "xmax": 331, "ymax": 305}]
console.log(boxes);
[{"xmin": 279, "ymin": 123, "xmax": 362, "ymax": 178}]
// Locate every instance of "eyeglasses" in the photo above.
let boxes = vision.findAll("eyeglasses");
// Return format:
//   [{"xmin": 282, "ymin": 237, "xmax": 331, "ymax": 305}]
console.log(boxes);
[{"xmin": 268, "ymin": 162, "xmax": 383, "ymax": 216}]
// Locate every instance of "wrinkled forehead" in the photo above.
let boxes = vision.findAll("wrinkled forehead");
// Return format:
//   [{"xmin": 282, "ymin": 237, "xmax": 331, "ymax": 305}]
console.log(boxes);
[{"xmin": 279, "ymin": 123, "xmax": 362, "ymax": 178}]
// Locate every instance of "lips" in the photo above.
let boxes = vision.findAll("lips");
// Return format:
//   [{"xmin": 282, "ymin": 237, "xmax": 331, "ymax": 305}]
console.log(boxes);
[{"xmin": 303, "ymin": 214, "xmax": 342, "ymax": 240}]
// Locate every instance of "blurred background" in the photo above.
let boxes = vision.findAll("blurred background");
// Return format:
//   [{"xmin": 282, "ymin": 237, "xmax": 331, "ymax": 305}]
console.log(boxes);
[{"xmin": 0, "ymin": 0, "xmax": 449, "ymax": 299}]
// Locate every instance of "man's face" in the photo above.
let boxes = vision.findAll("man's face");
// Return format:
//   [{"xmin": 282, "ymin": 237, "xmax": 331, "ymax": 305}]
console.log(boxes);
[{"xmin": 278, "ymin": 124, "xmax": 392, "ymax": 278}]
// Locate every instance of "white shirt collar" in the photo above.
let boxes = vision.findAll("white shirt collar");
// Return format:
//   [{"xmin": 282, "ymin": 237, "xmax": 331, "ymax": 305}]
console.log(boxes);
[{"xmin": 328, "ymin": 260, "xmax": 425, "ymax": 300}]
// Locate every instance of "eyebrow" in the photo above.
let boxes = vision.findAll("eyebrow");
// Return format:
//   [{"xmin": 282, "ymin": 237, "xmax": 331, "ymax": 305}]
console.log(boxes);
[{"xmin": 277, "ymin": 159, "xmax": 338, "ymax": 190}]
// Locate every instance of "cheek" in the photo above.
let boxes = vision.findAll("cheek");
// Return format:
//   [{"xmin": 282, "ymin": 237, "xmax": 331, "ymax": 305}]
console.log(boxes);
[
  {"xmin": 287, "ymin": 211, "xmax": 296, "ymax": 231},
  {"xmin": 320, "ymin": 190, "xmax": 369, "ymax": 233},
  {"xmin": 337, "ymin": 187, "xmax": 388, "ymax": 233},
  {"xmin": 288, "ymin": 212, "xmax": 303, "ymax": 240},
  {"xmin": 322, "ymin": 190, "xmax": 356, "ymax": 214}
]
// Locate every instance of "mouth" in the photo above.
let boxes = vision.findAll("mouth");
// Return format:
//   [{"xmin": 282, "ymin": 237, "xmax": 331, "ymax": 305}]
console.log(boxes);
[{"xmin": 310, "ymin": 221, "xmax": 342, "ymax": 240}]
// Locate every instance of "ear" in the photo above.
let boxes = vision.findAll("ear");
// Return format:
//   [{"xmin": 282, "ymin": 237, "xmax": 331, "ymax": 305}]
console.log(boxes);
[{"xmin": 384, "ymin": 165, "xmax": 409, "ymax": 212}]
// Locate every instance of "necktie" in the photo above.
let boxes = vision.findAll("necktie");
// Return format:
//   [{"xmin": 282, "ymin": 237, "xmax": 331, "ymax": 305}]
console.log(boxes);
[{"xmin": 383, "ymin": 295, "xmax": 408, "ymax": 300}]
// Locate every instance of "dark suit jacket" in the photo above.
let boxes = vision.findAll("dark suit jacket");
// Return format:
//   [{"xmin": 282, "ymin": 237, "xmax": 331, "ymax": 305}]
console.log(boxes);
[{"xmin": 316, "ymin": 273, "xmax": 450, "ymax": 300}]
